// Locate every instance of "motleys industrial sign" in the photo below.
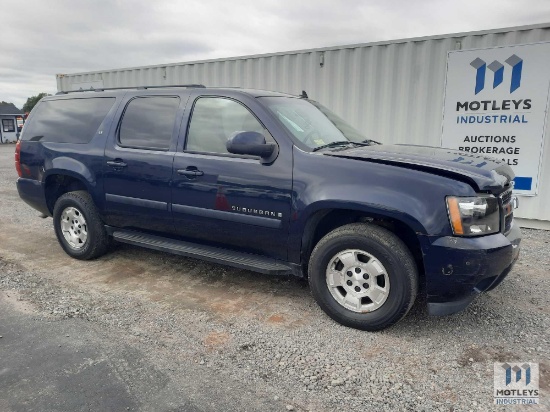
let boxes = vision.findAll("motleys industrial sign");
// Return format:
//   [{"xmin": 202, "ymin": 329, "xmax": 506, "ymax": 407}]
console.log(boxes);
[
  {"xmin": 494, "ymin": 362, "xmax": 539, "ymax": 405},
  {"xmin": 442, "ymin": 42, "xmax": 550, "ymax": 196}
]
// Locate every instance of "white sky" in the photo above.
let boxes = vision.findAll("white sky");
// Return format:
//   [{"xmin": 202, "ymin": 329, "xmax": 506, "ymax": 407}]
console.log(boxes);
[{"xmin": 1, "ymin": 0, "xmax": 549, "ymax": 108}]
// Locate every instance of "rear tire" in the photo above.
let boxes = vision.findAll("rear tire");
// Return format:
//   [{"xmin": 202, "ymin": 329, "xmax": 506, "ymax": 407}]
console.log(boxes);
[
  {"xmin": 308, "ymin": 223, "xmax": 418, "ymax": 331},
  {"xmin": 53, "ymin": 191, "xmax": 110, "ymax": 260}
]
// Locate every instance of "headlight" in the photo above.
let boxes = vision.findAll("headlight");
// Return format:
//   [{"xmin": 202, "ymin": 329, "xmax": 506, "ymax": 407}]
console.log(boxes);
[{"xmin": 446, "ymin": 195, "xmax": 500, "ymax": 236}]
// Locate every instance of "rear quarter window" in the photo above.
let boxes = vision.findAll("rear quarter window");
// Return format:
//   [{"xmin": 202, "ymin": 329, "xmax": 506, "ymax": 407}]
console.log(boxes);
[{"xmin": 21, "ymin": 97, "xmax": 115, "ymax": 143}]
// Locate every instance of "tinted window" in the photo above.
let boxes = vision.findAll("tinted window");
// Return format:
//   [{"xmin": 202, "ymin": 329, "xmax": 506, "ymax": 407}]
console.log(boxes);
[
  {"xmin": 186, "ymin": 97, "xmax": 264, "ymax": 154},
  {"xmin": 22, "ymin": 98, "xmax": 115, "ymax": 143},
  {"xmin": 119, "ymin": 97, "xmax": 180, "ymax": 150}
]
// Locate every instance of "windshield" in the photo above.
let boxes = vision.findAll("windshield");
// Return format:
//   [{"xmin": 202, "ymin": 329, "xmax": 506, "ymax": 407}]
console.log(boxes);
[{"xmin": 260, "ymin": 97, "xmax": 370, "ymax": 150}]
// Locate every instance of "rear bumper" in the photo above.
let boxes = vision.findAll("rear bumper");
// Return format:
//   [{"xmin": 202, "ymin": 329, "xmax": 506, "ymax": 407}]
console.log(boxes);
[
  {"xmin": 422, "ymin": 222, "xmax": 521, "ymax": 316},
  {"xmin": 16, "ymin": 178, "xmax": 49, "ymax": 216}
]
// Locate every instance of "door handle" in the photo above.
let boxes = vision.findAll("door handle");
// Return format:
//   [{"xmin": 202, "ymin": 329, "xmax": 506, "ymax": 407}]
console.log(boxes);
[
  {"xmin": 177, "ymin": 168, "xmax": 204, "ymax": 177},
  {"xmin": 106, "ymin": 160, "xmax": 128, "ymax": 168}
]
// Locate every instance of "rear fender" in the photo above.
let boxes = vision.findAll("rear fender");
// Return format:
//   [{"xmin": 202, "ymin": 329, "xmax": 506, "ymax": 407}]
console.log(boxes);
[{"xmin": 45, "ymin": 157, "xmax": 95, "ymax": 190}]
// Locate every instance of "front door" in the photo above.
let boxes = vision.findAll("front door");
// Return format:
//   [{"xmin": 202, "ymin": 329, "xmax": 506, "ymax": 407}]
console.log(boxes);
[
  {"xmin": 103, "ymin": 95, "xmax": 184, "ymax": 234},
  {"xmin": 171, "ymin": 95, "xmax": 293, "ymax": 260}
]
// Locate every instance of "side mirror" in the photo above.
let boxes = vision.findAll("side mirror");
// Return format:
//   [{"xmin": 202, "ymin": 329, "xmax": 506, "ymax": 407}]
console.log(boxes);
[{"xmin": 227, "ymin": 131, "xmax": 276, "ymax": 158}]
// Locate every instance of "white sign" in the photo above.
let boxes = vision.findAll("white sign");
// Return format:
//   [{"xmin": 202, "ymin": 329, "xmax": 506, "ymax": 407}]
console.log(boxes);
[{"xmin": 442, "ymin": 42, "xmax": 550, "ymax": 196}]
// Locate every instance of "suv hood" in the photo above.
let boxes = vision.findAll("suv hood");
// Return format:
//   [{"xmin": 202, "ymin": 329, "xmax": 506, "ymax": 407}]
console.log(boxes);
[{"xmin": 325, "ymin": 144, "xmax": 514, "ymax": 192}]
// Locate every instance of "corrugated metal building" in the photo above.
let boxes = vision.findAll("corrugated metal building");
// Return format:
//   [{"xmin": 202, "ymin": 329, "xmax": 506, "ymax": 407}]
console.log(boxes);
[{"xmin": 56, "ymin": 23, "xmax": 550, "ymax": 229}]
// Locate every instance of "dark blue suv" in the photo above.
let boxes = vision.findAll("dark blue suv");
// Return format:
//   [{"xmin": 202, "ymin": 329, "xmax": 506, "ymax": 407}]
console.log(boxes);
[{"xmin": 15, "ymin": 86, "xmax": 521, "ymax": 330}]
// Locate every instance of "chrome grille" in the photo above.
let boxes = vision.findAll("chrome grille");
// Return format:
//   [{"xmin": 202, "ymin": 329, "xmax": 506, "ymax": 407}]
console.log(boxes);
[
  {"xmin": 504, "ymin": 214, "xmax": 513, "ymax": 233},
  {"xmin": 499, "ymin": 188, "xmax": 514, "ymax": 234},
  {"xmin": 501, "ymin": 190, "xmax": 512, "ymax": 206}
]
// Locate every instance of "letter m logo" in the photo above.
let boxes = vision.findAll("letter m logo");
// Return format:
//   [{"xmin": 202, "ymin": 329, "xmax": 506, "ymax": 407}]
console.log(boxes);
[
  {"xmin": 501, "ymin": 363, "xmax": 532, "ymax": 386},
  {"xmin": 470, "ymin": 55, "xmax": 523, "ymax": 94}
]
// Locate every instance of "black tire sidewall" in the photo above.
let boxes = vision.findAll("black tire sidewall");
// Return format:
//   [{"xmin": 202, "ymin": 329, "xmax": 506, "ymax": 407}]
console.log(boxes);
[
  {"xmin": 309, "ymin": 230, "xmax": 414, "ymax": 330},
  {"xmin": 53, "ymin": 193, "xmax": 99, "ymax": 259}
]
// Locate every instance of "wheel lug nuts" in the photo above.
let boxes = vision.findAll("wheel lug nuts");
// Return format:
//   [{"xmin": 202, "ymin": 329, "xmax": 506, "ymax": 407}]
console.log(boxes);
[
  {"xmin": 346, "ymin": 280, "xmax": 352, "ymax": 286},
  {"xmin": 363, "ymin": 274, "xmax": 369, "ymax": 280},
  {"xmin": 355, "ymin": 268, "xmax": 361, "ymax": 274},
  {"xmin": 354, "ymin": 286, "xmax": 361, "ymax": 292},
  {"xmin": 363, "ymin": 283, "xmax": 369, "ymax": 289},
  {"xmin": 346, "ymin": 271, "xmax": 353, "ymax": 277}
]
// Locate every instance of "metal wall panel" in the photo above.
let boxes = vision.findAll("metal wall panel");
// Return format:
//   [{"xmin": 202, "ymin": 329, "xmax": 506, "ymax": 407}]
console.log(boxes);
[{"xmin": 56, "ymin": 24, "xmax": 550, "ymax": 226}]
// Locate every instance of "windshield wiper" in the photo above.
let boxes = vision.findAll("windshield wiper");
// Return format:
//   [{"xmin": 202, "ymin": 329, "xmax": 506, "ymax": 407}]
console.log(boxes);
[
  {"xmin": 361, "ymin": 139, "xmax": 381, "ymax": 145},
  {"xmin": 312, "ymin": 141, "xmax": 355, "ymax": 152}
]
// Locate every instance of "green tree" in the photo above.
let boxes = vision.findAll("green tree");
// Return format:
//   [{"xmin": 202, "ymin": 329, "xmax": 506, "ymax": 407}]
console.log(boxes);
[{"xmin": 23, "ymin": 93, "xmax": 51, "ymax": 113}]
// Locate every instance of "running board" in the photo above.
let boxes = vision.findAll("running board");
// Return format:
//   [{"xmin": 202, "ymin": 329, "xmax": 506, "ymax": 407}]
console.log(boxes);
[{"xmin": 110, "ymin": 229, "xmax": 294, "ymax": 276}]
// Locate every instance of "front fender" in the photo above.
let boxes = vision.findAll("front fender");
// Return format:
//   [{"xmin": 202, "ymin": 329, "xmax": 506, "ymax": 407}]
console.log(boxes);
[
  {"xmin": 288, "ymin": 198, "xmax": 428, "ymax": 264},
  {"xmin": 288, "ymin": 148, "xmax": 476, "ymax": 263},
  {"xmin": 297, "ymin": 196, "xmax": 427, "ymax": 234}
]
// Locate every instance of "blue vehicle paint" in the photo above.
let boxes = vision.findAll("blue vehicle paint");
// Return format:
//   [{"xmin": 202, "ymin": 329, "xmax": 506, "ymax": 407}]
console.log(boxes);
[{"xmin": 16, "ymin": 87, "xmax": 521, "ymax": 319}]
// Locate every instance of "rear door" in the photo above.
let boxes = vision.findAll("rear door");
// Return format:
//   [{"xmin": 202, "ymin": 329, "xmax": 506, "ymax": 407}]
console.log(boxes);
[
  {"xmin": 171, "ymin": 92, "xmax": 293, "ymax": 260},
  {"xmin": 103, "ymin": 93, "xmax": 187, "ymax": 233}
]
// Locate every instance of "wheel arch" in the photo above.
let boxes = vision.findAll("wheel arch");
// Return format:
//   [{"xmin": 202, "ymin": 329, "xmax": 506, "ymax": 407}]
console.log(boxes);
[
  {"xmin": 42, "ymin": 156, "xmax": 98, "ymax": 215},
  {"xmin": 44, "ymin": 172, "xmax": 91, "ymax": 215},
  {"xmin": 299, "ymin": 206, "xmax": 426, "ymax": 285}
]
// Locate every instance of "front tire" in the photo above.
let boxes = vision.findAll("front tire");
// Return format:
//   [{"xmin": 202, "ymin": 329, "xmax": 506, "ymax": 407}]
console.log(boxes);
[
  {"xmin": 53, "ymin": 191, "xmax": 110, "ymax": 260},
  {"xmin": 308, "ymin": 223, "xmax": 418, "ymax": 331}
]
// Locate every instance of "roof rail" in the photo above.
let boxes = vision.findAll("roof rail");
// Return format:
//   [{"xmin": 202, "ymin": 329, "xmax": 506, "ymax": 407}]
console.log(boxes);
[{"xmin": 56, "ymin": 84, "xmax": 206, "ymax": 95}]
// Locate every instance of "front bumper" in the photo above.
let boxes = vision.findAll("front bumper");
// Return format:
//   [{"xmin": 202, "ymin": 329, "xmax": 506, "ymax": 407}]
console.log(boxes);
[{"xmin": 421, "ymin": 222, "xmax": 521, "ymax": 316}]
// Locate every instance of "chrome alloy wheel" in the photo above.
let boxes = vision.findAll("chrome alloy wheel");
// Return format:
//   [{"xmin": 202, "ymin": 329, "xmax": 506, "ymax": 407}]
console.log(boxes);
[
  {"xmin": 60, "ymin": 206, "xmax": 88, "ymax": 249},
  {"xmin": 326, "ymin": 249, "xmax": 390, "ymax": 313}
]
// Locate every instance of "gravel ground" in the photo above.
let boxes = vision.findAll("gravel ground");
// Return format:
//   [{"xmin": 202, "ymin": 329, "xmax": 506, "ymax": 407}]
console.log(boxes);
[{"xmin": 0, "ymin": 144, "xmax": 549, "ymax": 411}]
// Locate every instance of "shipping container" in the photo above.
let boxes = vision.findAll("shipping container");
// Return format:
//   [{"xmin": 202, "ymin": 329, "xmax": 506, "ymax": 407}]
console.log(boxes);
[{"xmin": 56, "ymin": 23, "xmax": 550, "ymax": 229}]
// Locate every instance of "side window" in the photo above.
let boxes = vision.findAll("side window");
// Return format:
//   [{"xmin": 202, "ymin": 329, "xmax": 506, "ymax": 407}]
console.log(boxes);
[
  {"xmin": 21, "ymin": 98, "xmax": 115, "ymax": 143},
  {"xmin": 186, "ymin": 97, "xmax": 264, "ymax": 154},
  {"xmin": 119, "ymin": 96, "xmax": 180, "ymax": 150}
]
